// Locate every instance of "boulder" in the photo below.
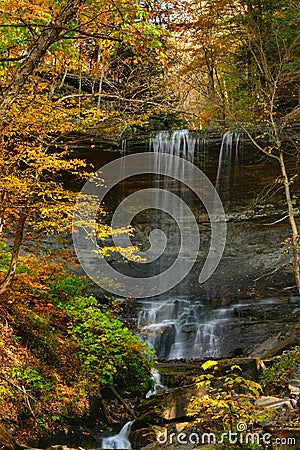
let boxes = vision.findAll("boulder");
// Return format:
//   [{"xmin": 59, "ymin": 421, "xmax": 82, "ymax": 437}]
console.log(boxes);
[
  {"xmin": 249, "ymin": 334, "xmax": 296, "ymax": 359},
  {"xmin": 255, "ymin": 395, "xmax": 295, "ymax": 413},
  {"xmin": 130, "ymin": 427, "xmax": 157, "ymax": 449},
  {"xmin": 133, "ymin": 384, "xmax": 205, "ymax": 431}
]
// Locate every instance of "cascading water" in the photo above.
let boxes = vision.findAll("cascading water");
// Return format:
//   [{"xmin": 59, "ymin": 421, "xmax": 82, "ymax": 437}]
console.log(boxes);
[
  {"xmin": 150, "ymin": 129, "xmax": 197, "ymax": 161},
  {"xmin": 215, "ymin": 131, "xmax": 242, "ymax": 200},
  {"xmin": 146, "ymin": 369, "xmax": 167, "ymax": 397},
  {"xmin": 147, "ymin": 130, "xmax": 200, "ymax": 294},
  {"xmin": 101, "ymin": 421, "xmax": 133, "ymax": 449},
  {"xmin": 138, "ymin": 297, "xmax": 234, "ymax": 360},
  {"xmin": 136, "ymin": 130, "xmax": 242, "ymax": 360}
]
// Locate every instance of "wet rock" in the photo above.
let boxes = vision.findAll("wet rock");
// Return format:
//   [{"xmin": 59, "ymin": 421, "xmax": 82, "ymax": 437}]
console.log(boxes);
[
  {"xmin": 161, "ymin": 386, "xmax": 205, "ymax": 421},
  {"xmin": 156, "ymin": 358, "xmax": 259, "ymax": 388},
  {"xmin": 0, "ymin": 424, "xmax": 15, "ymax": 450},
  {"xmin": 255, "ymin": 396, "xmax": 296, "ymax": 413},
  {"xmin": 233, "ymin": 300, "xmax": 295, "ymax": 323},
  {"xmin": 250, "ymin": 334, "xmax": 296, "ymax": 359},
  {"xmin": 289, "ymin": 296, "xmax": 300, "ymax": 304},
  {"xmin": 250, "ymin": 336, "xmax": 280, "ymax": 358},
  {"xmin": 155, "ymin": 325, "xmax": 176, "ymax": 360},
  {"xmin": 130, "ymin": 427, "xmax": 157, "ymax": 449},
  {"xmin": 133, "ymin": 384, "xmax": 205, "ymax": 431},
  {"xmin": 211, "ymin": 298, "xmax": 300, "ymax": 358}
]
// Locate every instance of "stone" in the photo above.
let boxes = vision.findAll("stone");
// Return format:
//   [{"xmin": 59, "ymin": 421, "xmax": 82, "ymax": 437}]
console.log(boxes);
[
  {"xmin": 133, "ymin": 384, "xmax": 205, "ymax": 432},
  {"xmin": 249, "ymin": 336, "xmax": 279, "ymax": 358},
  {"xmin": 130, "ymin": 427, "xmax": 157, "ymax": 449},
  {"xmin": 289, "ymin": 296, "xmax": 300, "ymax": 304},
  {"xmin": 161, "ymin": 386, "xmax": 205, "ymax": 421},
  {"xmin": 175, "ymin": 423, "xmax": 191, "ymax": 433},
  {"xmin": 156, "ymin": 324, "xmax": 176, "ymax": 360},
  {"xmin": 249, "ymin": 334, "xmax": 296, "ymax": 359},
  {"xmin": 255, "ymin": 396, "xmax": 295, "ymax": 413},
  {"xmin": 156, "ymin": 358, "xmax": 259, "ymax": 389}
]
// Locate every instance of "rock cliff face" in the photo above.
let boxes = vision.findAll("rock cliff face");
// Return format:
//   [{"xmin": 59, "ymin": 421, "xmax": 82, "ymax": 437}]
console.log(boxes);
[{"xmin": 90, "ymin": 136, "xmax": 300, "ymax": 301}]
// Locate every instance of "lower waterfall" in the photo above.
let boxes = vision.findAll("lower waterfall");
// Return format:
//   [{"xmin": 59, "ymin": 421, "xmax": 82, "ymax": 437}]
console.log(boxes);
[
  {"xmin": 138, "ymin": 297, "xmax": 234, "ymax": 360},
  {"xmin": 101, "ymin": 421, "xmax": 133, "ymax": 449},
  {"xmin": 146, "ymin": 369, "xmax": 167, "ymax": 397}
]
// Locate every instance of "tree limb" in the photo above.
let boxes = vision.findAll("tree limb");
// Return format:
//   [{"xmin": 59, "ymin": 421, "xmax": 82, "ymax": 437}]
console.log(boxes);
[{"xmin": 0, "ymin": 0, "xmax": 85, "ymax": 132}]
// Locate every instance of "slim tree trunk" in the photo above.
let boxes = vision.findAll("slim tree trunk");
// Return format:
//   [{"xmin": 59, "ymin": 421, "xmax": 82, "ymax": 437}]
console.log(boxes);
[
  {"xmin": 0, "ymin": 0, "xmax": 84, "ymax": 132},
  {"xmin": 0, "ymin": 212, "xmax": 27, "ymax": 294},
  {"xmin": 0, "ymin": 191, "xmax": 6, "ymax": 235},
  {"xmin": 108, "ymin": 386, "xmax": 137, "ymax": 419},
  {"xmin": 278, "ymin": 149, "xmax": 300, "ymax": 294}
]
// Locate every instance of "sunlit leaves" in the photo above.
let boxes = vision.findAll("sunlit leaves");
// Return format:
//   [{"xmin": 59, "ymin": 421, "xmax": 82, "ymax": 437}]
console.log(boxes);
[{"xmin": 187, "ymin": 361, "xmax": 271, "ymax": 431}]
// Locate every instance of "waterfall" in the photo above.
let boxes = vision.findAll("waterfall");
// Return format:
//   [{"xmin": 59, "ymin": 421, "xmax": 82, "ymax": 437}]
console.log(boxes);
[
  {"xmin": 150, "ymin": 129, "xmax": 197, "ymax": 161},
  {"xmin": 101, "ymin": 421, "xmax": 133, "ymax": 449},
  {"xmin": 146, "ymin": 369, "xmax": 167, "ymax": 398},
  {"xmin": 148, "ymin": 130, "xmax": 200, "ymax": 294},
  {"xmin": 132, "ymin": 130, "xmax": 233, "ymax": 360},
  {"xmin": 138, "ymin": 297, "xmax": 233, "ymax": 360},
  {"xmin": 215, "ymin": 131, "xmax": 242, "ymax": 199}
]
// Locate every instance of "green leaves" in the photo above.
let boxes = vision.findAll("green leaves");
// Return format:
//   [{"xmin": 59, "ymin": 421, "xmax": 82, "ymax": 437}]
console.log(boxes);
[{"xmin": 64, "ymin": 294, "xmax": 154, "ymax": 395}]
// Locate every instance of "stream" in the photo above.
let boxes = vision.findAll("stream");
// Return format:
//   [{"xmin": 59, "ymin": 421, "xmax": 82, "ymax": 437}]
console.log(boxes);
[{"xmin": 101, "ymin": 422, "xmax": 133, "ymax": 449}]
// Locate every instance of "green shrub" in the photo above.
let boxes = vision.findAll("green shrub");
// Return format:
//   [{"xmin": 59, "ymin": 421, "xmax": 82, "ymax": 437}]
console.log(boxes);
[
  {"xmin": 62, "ymin": 295, "xmax": 154, "ymax": 395},
  {"xmin": 260, "ymin": 347, "xmax": 300, "ymax": 396}
]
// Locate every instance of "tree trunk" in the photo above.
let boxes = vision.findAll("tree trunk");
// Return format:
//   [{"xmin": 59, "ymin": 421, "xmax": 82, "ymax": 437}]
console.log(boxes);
[
  {"xmin": 0, "ymin": 212, "xmax": 27, "ymax": 294},
  {"xmin": 0, "ymin": 0, "xmax": 84, "ymax": 132},
  {"xmin": 278, "ymin": 149, "xmax": 300, "ymax": 294},
  {"xmin": 108, "ymin": 386, "xmax": 137, "ymax": 419},
  {"xmin": 0, "ymin": 191, "xmax": 6, "ymax": 235}
]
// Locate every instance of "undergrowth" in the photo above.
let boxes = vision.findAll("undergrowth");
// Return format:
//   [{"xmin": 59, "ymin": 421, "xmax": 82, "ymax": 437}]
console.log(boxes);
[
  {"xmin": 0, "ymin": 240, "xmax": 154, "ymax": 445},
  {"xmin": 260, "ymin": 347, "xmax": 300, "ymax": 396}
]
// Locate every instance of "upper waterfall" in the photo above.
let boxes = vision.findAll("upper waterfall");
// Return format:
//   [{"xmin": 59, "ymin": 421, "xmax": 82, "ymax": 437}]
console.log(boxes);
[{"xmin": 150, "ymin": 129, "xmax": 198, "ymax": 162}]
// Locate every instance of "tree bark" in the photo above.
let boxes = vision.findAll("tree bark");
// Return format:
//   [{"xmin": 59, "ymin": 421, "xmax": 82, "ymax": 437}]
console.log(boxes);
[
  {"xmin": 108, "ymin": 386, "xmax": 137, "ymax": 419},
  {"xmin": 0, "ymin": 0, "xmax": 84, "ymax": 132},
  {"xmin": 0, "ymin": 191, "xmax": 6, "ymax": 235},
  {"xmin": 0, "ymin": 211, "xmax": 27, "ymax": 294},
  {"xmin": 278, "ymin": 149, "xmax": 300, "ymax": 294}
]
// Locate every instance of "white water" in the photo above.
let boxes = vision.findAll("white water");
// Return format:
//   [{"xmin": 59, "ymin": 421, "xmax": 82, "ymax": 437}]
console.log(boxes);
[
  {"xmin": 146, "ymin": 369, "xmax": 167, "ymax": 397},
  {"xmin": 148, "ymin": 130, "xmax": 200, "ymax": 294},
  {"xmin": 215, "ymin": 131, "xmax": 242, "ymax": 194},
  {"xmin": 150, "ymin": 129, "xmax": 197, "ymax": 162},
  {"xmin": 133, "ymin": 130, "xmax": 239, "ymax": 360},
  {"xmin": 138, "ymin": 297, "xmax": 234, "ymax": 360},
  {"xmin": 101, "ymin": 421, "xmax": 133, "ymax": 449}
]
